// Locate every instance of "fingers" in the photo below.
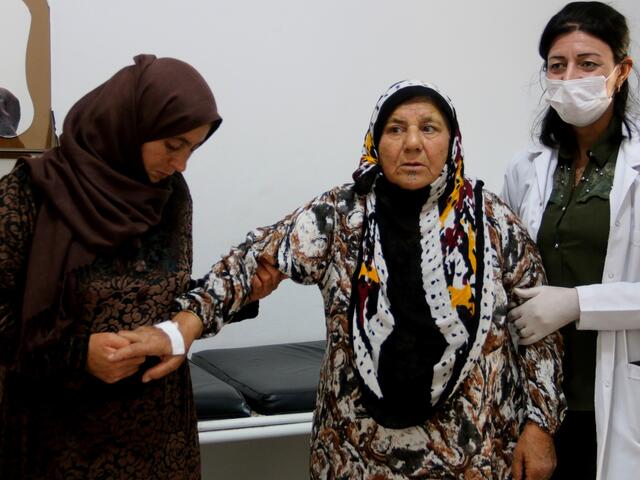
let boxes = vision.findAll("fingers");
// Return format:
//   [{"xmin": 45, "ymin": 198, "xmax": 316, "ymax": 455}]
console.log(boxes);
[
  {"xmin": 109, "ymin": 341, "xmax": 156, "ymax": 361},
  {"xmin": 506, "ymin": 305, "xmax": 521, "ymax": 323},
  {"xmin": 110, "ymin": 327, "xmax": 171, "ymax": 361},
  {"xmin": 87, "ymin": 332, "xmax": 137, "ymax": 383},
  {"xmin": 254, "ymin": 263, "xmax": 272, "ymax": 283},
  {"xmin": 260, "ymin": 262, "xmax": 284, "ymax": 280},
  {"xmin": 119, "ymin": 354, "xmax": 147, "ymax": 368},
  {"xmin": 102, "ymin": 332, "xmax": 132, "ymax": 349},
  {"xmin": 117, "ymin": 330, "xmax": 143, "ymax": 343},
  {"xmin": 513, "ymin": 286, "xmax": 541, "ymax": 300},
  {"xmin": 251, "ymin": 274, "xmax": 264, "ymax": 294},
  {"xmin": 517, "ymin": 326, "xmax": 532, "ymax": 339},
  {"xmin": 513, "ymin": 318, "xmax": 533, "ymax": 337},
  {"xmin": 515, "ymin": 423, "xmax": 557, "ymax": 479},
  {"xmin": 515, "ymin": 319, "xmax": 542, "ymax": 344},
  {"xmin": 90, "ymin": 360, "xmax": 143, "ymax": 384},
  {"xmin": 254, "ymin": 262, "xmax": 282, "ymax": 289},
  {"xmin": 519, "ymin": 333, "xmax": 542, "ymax": 346},
  {"xmin": 87, "ymin": 330, "xmax": 177, "ymax": 383},
  {"xmin": 249, "ymin": 260, "xmax": 286, "ymax": 302},
  {"xmin": 142, "ymin": 356, "xmax": 185, "ymax": 383}
]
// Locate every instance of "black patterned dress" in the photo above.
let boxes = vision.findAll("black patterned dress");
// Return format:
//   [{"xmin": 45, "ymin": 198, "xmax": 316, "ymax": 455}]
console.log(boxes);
[
  {"xmin": 0, "ymin": 164, "xmax": 200, "ymax": 479},
  {"xmin": 177, "ymin": 184, "xmax": 566, "ymax": 479}
]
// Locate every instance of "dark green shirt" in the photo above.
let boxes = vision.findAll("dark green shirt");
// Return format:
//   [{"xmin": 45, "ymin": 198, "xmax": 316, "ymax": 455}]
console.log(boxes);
[{"xmin": 537, "ymin": 118, "xmax": 621, "ymax": 411}]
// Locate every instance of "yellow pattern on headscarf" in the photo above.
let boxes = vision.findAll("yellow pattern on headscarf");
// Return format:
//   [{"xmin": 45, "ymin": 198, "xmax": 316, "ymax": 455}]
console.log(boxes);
[
  {"xmin": 360, "ymin": 132, "xmax": 378, "ymax": 165},
  {"xmin": 439, "ymin": 156, "xmax": 477, "ymax": 315},
  {"xmin": 447, "ymin": 284, "xmax": 475, "ymax": 315},
  {"xmin": 359, "ymin": 263, "xmax": 380, "ymax": 284},
  {"xmin": 439, "ymin": 158, "xmax": 464, "ymax": 224},
  {"xmin": 448, "ymin": 223, "xmax": 477, "ymax": 314}
]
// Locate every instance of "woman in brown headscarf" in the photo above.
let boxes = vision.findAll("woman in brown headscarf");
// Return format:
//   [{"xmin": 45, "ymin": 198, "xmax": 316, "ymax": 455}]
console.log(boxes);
[{"xmin": 0, "ymin": 54, "xmax": 260, "ymax": 479}]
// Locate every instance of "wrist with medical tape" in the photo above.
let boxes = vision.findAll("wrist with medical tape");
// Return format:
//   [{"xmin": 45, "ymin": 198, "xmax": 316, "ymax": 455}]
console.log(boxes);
[{"xmin": 154, "ymin": 320, "xmax": 185, "ymax": 355}]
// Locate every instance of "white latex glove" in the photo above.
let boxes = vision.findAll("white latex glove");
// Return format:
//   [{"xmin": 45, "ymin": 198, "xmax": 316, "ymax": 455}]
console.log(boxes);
[{"xmin": 507, "ymin": 286, "xmax": 579, "ymax": 345}]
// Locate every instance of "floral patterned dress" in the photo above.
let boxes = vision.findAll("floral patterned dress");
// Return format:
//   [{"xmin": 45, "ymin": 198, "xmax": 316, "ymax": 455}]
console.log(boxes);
[
  {"xmin": 0, "ymin": 164, "xmax": 201, "ymax": 479},
  {"xmin": 177, "ymin": 184, "xmax": 566, "ymax": 479}
]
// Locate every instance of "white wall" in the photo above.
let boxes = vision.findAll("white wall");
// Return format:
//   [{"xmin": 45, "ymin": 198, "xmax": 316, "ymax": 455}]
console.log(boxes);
[{"xmin": 6, "ymin": 0, "xmax": 640, "ymax": 352}]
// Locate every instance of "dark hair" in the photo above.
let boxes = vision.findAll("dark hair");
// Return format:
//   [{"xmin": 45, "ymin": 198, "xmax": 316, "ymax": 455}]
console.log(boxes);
[{"xmin": 537, "ymin": 1, "xmax": 635, "ymax": 147}]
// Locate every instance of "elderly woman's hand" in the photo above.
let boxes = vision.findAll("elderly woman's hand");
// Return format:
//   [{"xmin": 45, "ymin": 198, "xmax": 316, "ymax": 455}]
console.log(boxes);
[
  {"xmin": 512, "ymin": 422, "xmax": 556, "ymax": 480},
  {"xmin": 248, "ymin": 259, "xmax": 286, "ymax": 303},
  {"xmin": 86, "ymin": 332, "xmax": 146, "ymax": 383},
  {"xmin": 109, "ymin": 311, "xmax": 204, "ymax": 382}
]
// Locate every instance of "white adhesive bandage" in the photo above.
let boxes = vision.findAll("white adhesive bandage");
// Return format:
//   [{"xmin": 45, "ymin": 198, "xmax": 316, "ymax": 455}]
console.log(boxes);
[{"xmin": 155, "ymin": 320, "xmax": 186, "ymax": 355}]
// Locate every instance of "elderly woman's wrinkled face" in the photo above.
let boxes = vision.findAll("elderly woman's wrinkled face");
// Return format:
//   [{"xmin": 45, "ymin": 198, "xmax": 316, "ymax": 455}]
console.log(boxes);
[
  {"xmin": 378, "ymin": 98, "xmax": 450, "ymax": 190},
  {"xmin": 141, "ymin": 123, "xmax": 211, "ymax": 183}
]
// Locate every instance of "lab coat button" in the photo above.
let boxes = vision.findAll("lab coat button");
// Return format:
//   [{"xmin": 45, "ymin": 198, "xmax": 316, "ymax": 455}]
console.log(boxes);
[
  {"xmin": 615, "ymin": 220, "xmax": 621, "ymax": 227},
  {"xmin": 604, "ymin": 380, "xmax": 611, "ymax": 388},
  {"xmin": 608, "ymin": 273, "xmax": 614, "ymax": 279}
]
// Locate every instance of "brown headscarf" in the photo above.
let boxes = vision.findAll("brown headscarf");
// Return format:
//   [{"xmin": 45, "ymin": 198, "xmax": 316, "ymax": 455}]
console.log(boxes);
[{"xmin": 19, "ymin": 54, "xmax": 221, "ymax": 354}]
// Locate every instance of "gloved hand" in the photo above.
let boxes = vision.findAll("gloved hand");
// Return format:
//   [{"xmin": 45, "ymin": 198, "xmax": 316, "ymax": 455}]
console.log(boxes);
[{"xmin": 507, "ymin": 286, "xmax": 580, "ymax": 345}]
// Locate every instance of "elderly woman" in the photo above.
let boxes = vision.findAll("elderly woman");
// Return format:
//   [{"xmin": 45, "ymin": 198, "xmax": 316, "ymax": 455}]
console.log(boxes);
[
  {"xmin": 0, "ymin": 54, "xmax": 274, "ymax": 479},
  {"xmin": 117, "ymin": 81, "xmax": 566, "ymax": 478},
  {"xmin": 503, "ymin": 3, "xmax": 638, "ymax": 478}
]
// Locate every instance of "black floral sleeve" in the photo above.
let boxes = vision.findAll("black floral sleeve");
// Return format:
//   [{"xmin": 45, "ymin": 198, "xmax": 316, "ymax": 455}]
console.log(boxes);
[
  {"xmin": 487, "ymin": 191, "xmax": 566, "ymax": 435},
  {"xmin": 176, "ymin": 187, "xmax": 339, "ymax": 335}
]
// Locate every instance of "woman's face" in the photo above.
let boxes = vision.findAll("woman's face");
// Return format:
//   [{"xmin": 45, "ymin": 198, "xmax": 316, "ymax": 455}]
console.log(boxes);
[
  {"xmin": 141, "ymin": 124, "xmax": 211, "ymax": 183},
  {"xmin": 546, "ymin": 30, "xmax": 629, "ymax": 96},
  {"xmin": 378, "ymin": 98, "xmax": 450, "ymax": 190}
]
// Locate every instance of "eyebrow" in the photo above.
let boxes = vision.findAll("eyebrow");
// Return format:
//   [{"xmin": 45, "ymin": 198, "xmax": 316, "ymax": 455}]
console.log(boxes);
[
  {"xmin": 170, "ymin": 135, "xmax": 205, "ymax": 151},
  {"xmin": 173, "ymin": 135, "xmax": 193, "ymax": 146},
  {"xmin": 548, "ymin": 52, "xmax": 603, "ymax": 60},
  {"xmin": 387, "ymin": 115, "xmax": 442, "ymax": 125}
]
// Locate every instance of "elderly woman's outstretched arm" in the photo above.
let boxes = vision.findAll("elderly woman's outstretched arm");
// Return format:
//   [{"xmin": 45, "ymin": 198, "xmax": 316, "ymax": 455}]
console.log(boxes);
[
  {"xmin": 111, "ymin": 187, "xmax": 343, "ymax": 380},
  {"xmin": 175, "ymin": 187, "xmax": 339, "ymax": 334}
]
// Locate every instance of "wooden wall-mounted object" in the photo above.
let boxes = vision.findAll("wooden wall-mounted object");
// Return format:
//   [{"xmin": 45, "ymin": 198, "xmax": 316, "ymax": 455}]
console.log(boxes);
[{"xmin": 0, "ymin": 0, "xmax": 56, "ymax": 158}]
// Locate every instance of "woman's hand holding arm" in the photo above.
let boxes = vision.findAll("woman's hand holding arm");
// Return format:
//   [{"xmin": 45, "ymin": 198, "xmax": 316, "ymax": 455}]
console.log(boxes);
[
  {"xmin": 248, "ymin": 260, "xmax": 286, "ymax": 303},
  {"xmin": 86, "ymin": 332, "xmax": 146, "ymax": 383},
  {"xmin": 493, "ymin": 196, "xmax": 566, "ymax": 437},
  {"xmin": 508, "ymin": 286, "xmax": 579, "ymax": 345},
  {"xmin": 106, "ymin": 261, "xmax": 284, "ymax": 383},
  {"xmin": 108, "ymin": 310, "xmax": 204, "ymax": 382}
]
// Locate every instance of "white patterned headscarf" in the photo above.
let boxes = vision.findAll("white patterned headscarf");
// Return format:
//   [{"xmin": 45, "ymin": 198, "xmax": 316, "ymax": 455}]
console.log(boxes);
[{"xmin": 350, "ymin": 80, "xmax": 495, "ymax": 428}]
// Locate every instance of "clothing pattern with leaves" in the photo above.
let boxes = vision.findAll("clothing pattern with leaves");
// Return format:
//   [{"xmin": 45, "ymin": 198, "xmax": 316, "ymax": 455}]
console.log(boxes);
[
  {"xmin": 0, "ymin": 164, "xmax": 201, "ymax": 480},
  {"xmin": 177, "ymin": 183, "xmax": 565, "ymax": 479}
]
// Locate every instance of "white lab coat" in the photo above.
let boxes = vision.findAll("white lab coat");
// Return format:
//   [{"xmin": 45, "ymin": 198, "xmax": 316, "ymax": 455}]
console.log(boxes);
[{"xmin": 501, "ymin": 124, "xmax": 640, "ymax": 480}]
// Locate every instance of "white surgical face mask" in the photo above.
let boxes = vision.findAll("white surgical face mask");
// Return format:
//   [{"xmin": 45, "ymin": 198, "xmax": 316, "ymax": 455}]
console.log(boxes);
[{"xmin": 544, "ymin": 67, "xmax": 618, "ymax": 127}]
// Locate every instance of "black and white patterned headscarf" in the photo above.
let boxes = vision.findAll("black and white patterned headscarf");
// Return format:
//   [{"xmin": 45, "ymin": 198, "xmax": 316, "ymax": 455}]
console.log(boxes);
[{"xmin": 350, "ymin": 80, "xmax": 494, "ymax": 428}]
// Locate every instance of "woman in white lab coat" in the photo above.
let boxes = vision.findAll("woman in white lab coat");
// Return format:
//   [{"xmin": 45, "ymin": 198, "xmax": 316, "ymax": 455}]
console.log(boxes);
[{"xmin": 502, "ymin": 2, "xmax": 638, "ymax": 479}]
